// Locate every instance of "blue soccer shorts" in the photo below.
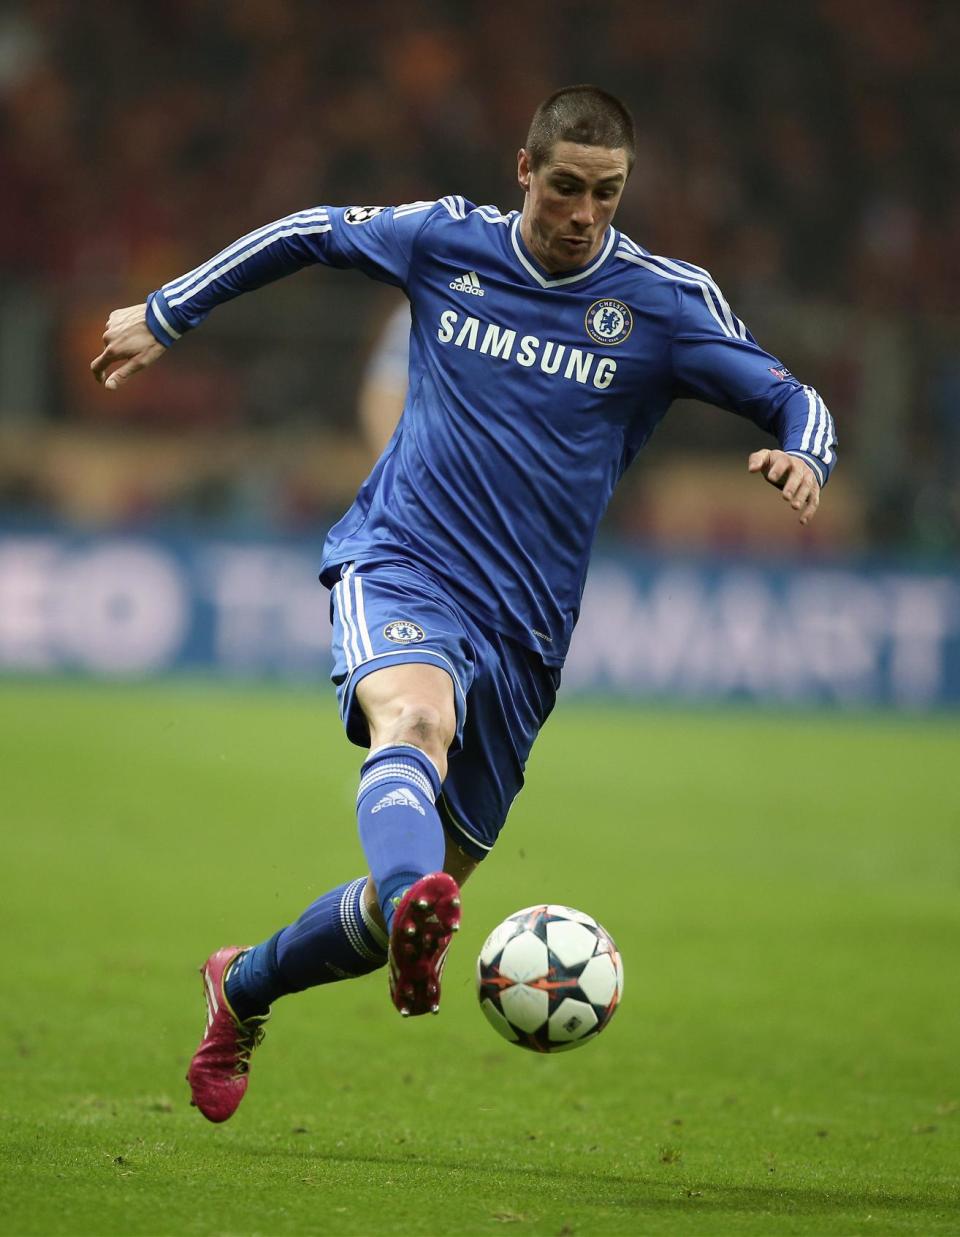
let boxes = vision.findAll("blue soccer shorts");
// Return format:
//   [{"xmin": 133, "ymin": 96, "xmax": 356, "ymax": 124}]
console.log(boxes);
[{"xmin": 328, "ymin": 559, "xmax": 560, "ymax": 862}]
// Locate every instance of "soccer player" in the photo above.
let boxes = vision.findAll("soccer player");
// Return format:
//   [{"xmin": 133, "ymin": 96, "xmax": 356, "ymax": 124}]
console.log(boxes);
[{"xmin": 91, "ymin": 85, "xmax": 836, "ymax": 1123}]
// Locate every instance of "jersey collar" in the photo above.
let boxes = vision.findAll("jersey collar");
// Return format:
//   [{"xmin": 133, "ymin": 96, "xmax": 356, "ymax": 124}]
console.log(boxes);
[{"xmin": 510, "ymin": 217, "xmax": 617, "ymax": 289}]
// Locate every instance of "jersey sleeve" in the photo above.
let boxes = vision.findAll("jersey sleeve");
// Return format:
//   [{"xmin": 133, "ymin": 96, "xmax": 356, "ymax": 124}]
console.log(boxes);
[
  {"xmin": 669, "ymin": 271, "xmax": 837, "ymax": 486},
  {"xmin": 144, "ymin": 201, "xmax": 442, "ymax": 346}
]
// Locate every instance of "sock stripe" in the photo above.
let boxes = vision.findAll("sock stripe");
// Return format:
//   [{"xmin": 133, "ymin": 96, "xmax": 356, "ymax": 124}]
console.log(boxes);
[
  {"xmin": 367, "ymin": 741, "xmax": 443, "ymax": 781},
  {"xmin": 357, "ymin": 772, "xmax": 435, "ymax": 805},
  {"xmin": 338, "ymin": 877, "xmax": 386, "ymax": 963},
  {"xmin": 358, "ymin": 757, "xmax": 438, "ymax": 789},
  {"xmin": 337, "ymin": 880, "xmax": 366, "ymax": 960},
  {"xmin": 358, "ymin": 883, "xmax": 389, "ymax": 948},
  {"xmin": 357, "ymin": 763, "xmax": 436, "ymax": 805}
]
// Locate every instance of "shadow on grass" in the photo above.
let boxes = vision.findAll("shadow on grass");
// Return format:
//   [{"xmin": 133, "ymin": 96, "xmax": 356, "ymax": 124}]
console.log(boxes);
[{"xmin": 235, "ymin": 1145, "xmax": 956, "ymax": 1216}]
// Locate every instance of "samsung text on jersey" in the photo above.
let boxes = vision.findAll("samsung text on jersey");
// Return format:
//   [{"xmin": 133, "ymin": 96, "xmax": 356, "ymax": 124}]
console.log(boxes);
[{"xmin": 437, "ymin": 311, "xmax": 617, "ymax": 389}]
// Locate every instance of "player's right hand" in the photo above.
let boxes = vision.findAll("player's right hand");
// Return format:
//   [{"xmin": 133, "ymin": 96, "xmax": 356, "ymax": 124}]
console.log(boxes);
[{"xmin": 90, "ymin": 304, "xmax": 166, "ymax": 390}]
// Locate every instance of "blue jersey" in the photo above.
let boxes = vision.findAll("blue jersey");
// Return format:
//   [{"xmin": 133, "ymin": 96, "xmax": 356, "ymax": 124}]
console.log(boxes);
[{"xmin": 146, "ymin": 196, "xmax": 837, "ymax": 667}]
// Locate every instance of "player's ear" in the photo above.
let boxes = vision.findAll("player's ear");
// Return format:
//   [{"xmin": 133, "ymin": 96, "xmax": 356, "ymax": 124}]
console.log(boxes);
[{"xmin": 517, "ymin": 148, "xmax": 531, "ymax": 192}]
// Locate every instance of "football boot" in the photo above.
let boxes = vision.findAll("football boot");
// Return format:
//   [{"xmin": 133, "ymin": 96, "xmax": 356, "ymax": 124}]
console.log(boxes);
[
  {"xmin": 187, "ymin": 946, "xmax": 268, "ymax": 1123},
  {"xmin": 388, "ymin": 872, "xmax": 461, "ymax": 1017}
]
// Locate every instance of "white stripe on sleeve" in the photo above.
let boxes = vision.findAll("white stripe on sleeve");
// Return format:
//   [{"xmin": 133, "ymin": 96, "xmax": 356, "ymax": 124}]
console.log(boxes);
[
  {"xmin": 150, "ymin": 299, "xmax": 182, "ymax": 341},
  {"xmin": 163, "ymin": 209, "xmax": 329, "ymax": 299},
  {"xmin": 811, "ymin": 396, "xmax": 828, "ymax": 456},
  {"xmin": 616, "ymin": 248, "xmax": 733, "ymax": 338},
  {"xmin": 800, "ymin": 386, "xmax": 819, "ymax": 451},
  {"xmin": 167, "ymin": 221, "xmax": 331, "ymax": 308}
]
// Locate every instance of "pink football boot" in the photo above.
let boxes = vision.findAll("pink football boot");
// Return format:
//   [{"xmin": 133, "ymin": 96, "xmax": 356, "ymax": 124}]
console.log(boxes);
[
  {"xmin": 187, "ymin": 946, "xmax": 268, "ymax": 1123},
  {"xmin": 388, "ymin": 873, "xmax": 462, "ymax": 1017}
]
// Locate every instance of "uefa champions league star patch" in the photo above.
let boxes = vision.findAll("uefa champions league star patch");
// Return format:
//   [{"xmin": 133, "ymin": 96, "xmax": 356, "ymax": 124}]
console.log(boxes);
[
  {"xmin": 344, "ymin": 206, "xmax": 387, "ymax": 225},
  {"xmin": 383, "ymin": 620, "xmax": 426, "ymax": 643},
  {"xmin": 584, "ymin": 298, "xmax": 633, "ymax": 345}
]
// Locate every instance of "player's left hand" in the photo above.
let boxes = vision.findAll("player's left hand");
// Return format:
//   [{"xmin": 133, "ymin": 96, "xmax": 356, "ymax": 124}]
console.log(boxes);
[{"xmin": 747, "ymin": 449, "xmax": 820, "ymax": 526}]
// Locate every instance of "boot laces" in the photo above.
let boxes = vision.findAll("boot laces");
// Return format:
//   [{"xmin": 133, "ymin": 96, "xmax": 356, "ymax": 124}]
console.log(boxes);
[{"xmin": 233, "ymin": 1019, "xmax": 266, "ymax": 1076}]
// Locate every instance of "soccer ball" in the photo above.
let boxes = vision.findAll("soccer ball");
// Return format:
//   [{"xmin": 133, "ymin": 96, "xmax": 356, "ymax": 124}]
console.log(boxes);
[{"xmin": 476, "ymin": 905, "xmax": 624, "ymax": 1052}]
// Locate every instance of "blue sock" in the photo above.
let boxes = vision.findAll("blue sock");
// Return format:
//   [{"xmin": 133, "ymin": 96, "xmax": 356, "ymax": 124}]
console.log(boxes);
[
  {"xmin": 356, "ymin": 743, "xmax": 445, "ymax": 932},
  {"xmin": 224, "ymin": 876, "xmax": 387, "ymax": 1021}
]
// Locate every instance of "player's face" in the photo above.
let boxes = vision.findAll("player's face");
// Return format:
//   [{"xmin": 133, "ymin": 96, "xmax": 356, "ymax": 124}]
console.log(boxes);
[{"xmin": 518, "ymin": 142, "xmax": 629, "ymax": 273}]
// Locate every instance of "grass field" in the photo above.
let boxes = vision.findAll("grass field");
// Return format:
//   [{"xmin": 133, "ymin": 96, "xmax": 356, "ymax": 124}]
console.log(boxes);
[{"xmin": 2, "ymin": 682, "xmax": 958, "ymax": 1236}]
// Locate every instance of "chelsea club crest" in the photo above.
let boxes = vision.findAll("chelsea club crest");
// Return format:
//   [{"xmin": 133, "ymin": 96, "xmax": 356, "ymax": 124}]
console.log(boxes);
[
  {"xmin": 584, "ymin": 299, "xmax": 633, "ymax": 345},
  {"xmin": 384, "ymin": 620, "xmax": 426, "ymax": 644}
]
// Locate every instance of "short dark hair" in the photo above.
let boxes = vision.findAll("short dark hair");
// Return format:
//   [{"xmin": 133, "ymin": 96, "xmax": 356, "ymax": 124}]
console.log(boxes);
[{"xmin": 526, "ymin": 85, "xmax": 636, "ymax": 171}]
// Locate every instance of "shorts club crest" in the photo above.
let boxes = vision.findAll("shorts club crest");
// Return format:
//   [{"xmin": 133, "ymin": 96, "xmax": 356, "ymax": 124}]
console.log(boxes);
[{"xmin": 384, "ymin": 620, "xmax": 426, "ymax": 643}]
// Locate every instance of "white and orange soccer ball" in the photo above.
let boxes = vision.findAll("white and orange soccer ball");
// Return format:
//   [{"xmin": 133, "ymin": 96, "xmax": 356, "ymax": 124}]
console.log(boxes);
[{"xmin": 476, "ymin": 905, "xmax": 624, "ymax": 1052}]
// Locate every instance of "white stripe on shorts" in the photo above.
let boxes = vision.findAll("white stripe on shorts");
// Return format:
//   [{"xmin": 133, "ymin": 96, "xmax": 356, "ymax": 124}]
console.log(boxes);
[
  {"xmin": 333, "ymin": 580, "xmax": 353, "ymax": 672},
  {"xmin": 340, "ymin": 565, "xmax": 362, "ymax": 669},
  {"xmin": 352, "ymin": 574, "xmax": 375, "ymax": 661}
]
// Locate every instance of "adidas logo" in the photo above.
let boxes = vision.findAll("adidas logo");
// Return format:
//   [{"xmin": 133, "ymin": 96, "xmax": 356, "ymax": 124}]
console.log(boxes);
[
  {"xmin": 449, "ymin": 270, "xmax": 484, "ymax": 296},
  {"xmin": 371, "ymin": 788, "xmax": 426, "ymax": 816}
]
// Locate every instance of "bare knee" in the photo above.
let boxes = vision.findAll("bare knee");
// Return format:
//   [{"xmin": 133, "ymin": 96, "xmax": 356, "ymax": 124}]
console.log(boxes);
[
  {"xmin": 375, "ymin": 701, "xmax": 453, "ymax": 771},
  {"xmin": 356, "ymin": 664, "xmax": 456, "ymax": 777}
]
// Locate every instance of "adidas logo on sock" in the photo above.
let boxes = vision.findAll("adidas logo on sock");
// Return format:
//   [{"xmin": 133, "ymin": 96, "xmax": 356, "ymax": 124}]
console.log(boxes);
[
  {"xmin": 449, "ymin": 270, "xmax": 484, "ymax": 296},
  {"xmin": 371, "ymin": 788, "xmax": 426, "ymax": 816}
]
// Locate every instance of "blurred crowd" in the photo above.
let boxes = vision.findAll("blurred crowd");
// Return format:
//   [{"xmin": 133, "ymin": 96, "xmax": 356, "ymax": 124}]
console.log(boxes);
[{"xmin": 1, "ymin": 0, "xmax": 958, "ymax": 551}]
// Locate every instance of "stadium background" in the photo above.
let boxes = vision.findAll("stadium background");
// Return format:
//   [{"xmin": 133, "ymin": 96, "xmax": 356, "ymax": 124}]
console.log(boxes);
[
  {"xmin": 2, "ymin": 6, "xmax": 959, "ymax": 1235},
  {"xmin": 1, "ymin": 0, "xmax": 958, "ymax": 704}
]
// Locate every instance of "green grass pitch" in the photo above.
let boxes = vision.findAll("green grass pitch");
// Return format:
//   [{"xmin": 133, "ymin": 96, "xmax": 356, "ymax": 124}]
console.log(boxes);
[{"xmin": 2, "ymin": 682, "xmax": 958, "ymax": 1236}]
